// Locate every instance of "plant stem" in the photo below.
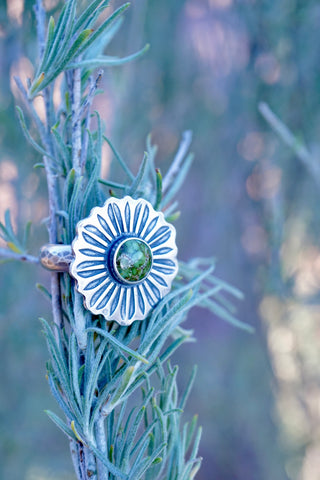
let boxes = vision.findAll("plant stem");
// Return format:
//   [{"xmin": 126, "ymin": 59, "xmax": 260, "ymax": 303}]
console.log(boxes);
[
  {"xmin": 259, "ymin": 102, "xmax": 320, "ymax": 185},
  {"xmin": 72, "ymin": 64, "xmax": 82, "ymax": 176},
  {"xmin": 34, "ymin": 0, "xmax": 46, "ymax": 57},
  {"xmin": 70, "ymin": 439, "xmax": 83, "ymax": 480},
  {"xmin": 0, "ymin": 248, "xmax": 39, "ymax": 263},
  {"xmin": 35, "ymin": 0, "xmax": 63, "ymax": 334},
  {"xmin": 95, "ymin": 417, "xmax": 109, "ymax": 479}
]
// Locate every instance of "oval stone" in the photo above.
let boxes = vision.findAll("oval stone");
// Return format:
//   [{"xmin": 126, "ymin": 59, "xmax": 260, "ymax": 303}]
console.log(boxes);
[{"xmin": 114, "ymin": 238, "xmax": 152, "ymax": 283}]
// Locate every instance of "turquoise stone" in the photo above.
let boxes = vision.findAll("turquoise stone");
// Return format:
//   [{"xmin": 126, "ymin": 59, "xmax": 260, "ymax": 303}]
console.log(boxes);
[{"xmin": 115, "ymin": 238, "xmax": 152, "ymax": 283}]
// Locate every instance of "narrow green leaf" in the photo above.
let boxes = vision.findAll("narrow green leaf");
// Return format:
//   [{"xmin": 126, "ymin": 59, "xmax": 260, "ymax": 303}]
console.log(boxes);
[
  {"xmin": 89, "ymin": 443, "xmax": 128, "ymax": 479},
  {"xmin": 70, "ymin": 334, "xmax": 83, "ymax": 412},
  {"xmin": 140, "ymin": 289, "xmax": 194, "ymax": 354},
  {"xmin": 104, "ymin": 366, "xmax": 135, "ymax": 413},
  {"xmin": 56, "ymin": 210, "xmax": 69, "ymax": 220},
  {"xmin": 47, "ymin": 373, "xmax": 78, "ymax": 423},
  {"xmin": 45, "ymin": 410, "xmax": 78, "ymax": 441},
  {"xmin": 165, "ymin": 211, "xmax": 181, "ymax": 222},
  {"xmin": 128, "ymin": 152, "xmax": 148, "ymax": 196},
  {"xmin": 163, "ymin": 200, "xmax": 179, "ymax": 217},
  {"xmin": 63, "ymin": 168, "xmax": 76, "ymax": 211},
  {"xmin": 129, "ymin": 434, "xmax": 151, "ymax": 477},
  {"xmin": 87, "ymin": 327, "xmax": 149, "ymax": 364},
  {"xmin": 80, "ymin": 154, "xmax": 100, "ymax": 217},
  {"xmin": 179, "ymin": 366, "xmax": 197, "ymax": 411},
  {"xmin": 185, "ymin": 415, "xmax": 199, "ymax": 453},
  {"xmin": 189, "ymin": 426, "xmax": 202, "ymax": 461},
  {"xmin": 98, "ymin": 178, "xmax": 127, "ymax": 190},
  {"xmin": 67, "ymin": 44, "xmax": 150, "ymax": 70},
  {"xmin": 75, "ymin": 3, "xmax": 131, "ymax": 58},
  {"xmin": 5, "ymin": 210, "xmax": 16, "ymax": 240},
  {"xmin": 163, "ymin": 365, "xmax": 179, "ymax": 411},
  {"xmin": 103, "ymin": 135, "xmax": 135, "ymax": 180},
  {"xmin": 36, "ymin": 283, "xmax": 52, "ymax": 301},
  {"xmin": 0, "ymin": 211, "xmax": 17, "ymax": 248},
  {"xmin": 7, "ymin": 242, "xmax": 23, "ymax": 254},
  {"xmin": 202, "ymin": 297, "xmax": 254, "ymax": 332},
  {"xmin": 153, "ymin": 403, "xmax": 167, "ymax": 452},
  {"xmin": 74, "ymin": 0, "xmax": 107, "ymax": 33},
  {"xmin": 95, "ymin": 110, "xmax": 103, "ymax": 161},
  {"xmin": 40, "ymin": 318, "xmax": 82, "ymax": 420},
  {"xmin": 23, "ymin": 221, "xmax": 32, "ymax": 250},
  {"xmin": 16, "ymin": 107, "xmax": 53, "ymax": 159},
  {"xmin": 51, "ymin": 126, "xmax": 71, "ymax": 171},
  {"xmin": 71, "ymin": 420, "xmax": 87, "ymax": 445},
  {"xmin": 84, "ymin": 17, "xmax": 124, "ymax": 59},
  {"xmin": 40, "ymin": 0, "xmax": 76, "ymax": 73},
  {"xmin": 0, "ymin": 224, "xmax": 10, "ymax": 243},
  {"xmin": 84, "ymin": 338, "xmax": 109, "ymax": 429},
  {"xmin": 29, "ymin": 72, "xmax": 45, "ymax": 95},
  {"xmin": 154, "ymin": 168, "xmax": 162, "ymax": 210},
  {"xmin": 128, "ymin": 442, "xmax": 166, "ymax": 479},
  {"xmin": 130, "ymin": 417, "xmax": 158, "ymax": 459},
  {"xmin": 61, "ymin": 29, "xmax": 94, "ymax": 69},
  {"xmin": 161, "ymin": 152, "xmax": 194, "ymax": 207},
  {"xmin": 68, "ymin": 175, "xmax": 83, "ymax": 239},
  {"xmin": 40, "ymin": 15, "xmax": 55, "ymax": 69},
  {"xmin": 189, "ymin": 459, "xmax": 202, "ymax": 480},
  {"xmin": 33, "ymin": 30, "xmax": 94, "ymax": 94},
  {"xmin": 83, "ymin": 332, "xmax": 95, "ymax": 398},
  {"xmin": 121, "ymin": 389, "xmax": 154, "ymax": 468},
  {"xmin": 113, "ymin": 398, "xmax": 128, "ymax": 448},
  {"xmin": 208, "ymin": 273, "xmax": 244, "ymax": 299},
  {"xmin": 1, "ymin": 210, "xmax": 24, "ymax": 253}
]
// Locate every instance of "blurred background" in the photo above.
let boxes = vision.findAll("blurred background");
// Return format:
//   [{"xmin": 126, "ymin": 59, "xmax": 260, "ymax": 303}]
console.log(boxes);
[{"xmin": 1, "ymin": 0, "xmax": 320, "ymax": 479}]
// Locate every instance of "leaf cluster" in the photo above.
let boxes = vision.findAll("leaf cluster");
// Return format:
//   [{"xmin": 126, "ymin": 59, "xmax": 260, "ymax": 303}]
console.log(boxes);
[
  {"xmin": 29, "ymin": 0, "xmax": 148, "ymax": 97},
  {"xmin": 0, "ymin": 210, "xmax": 32, "ymax": 258},
  {"xmin": 42, "ymin": 251, "xmax": 241, "ymax": 478}
]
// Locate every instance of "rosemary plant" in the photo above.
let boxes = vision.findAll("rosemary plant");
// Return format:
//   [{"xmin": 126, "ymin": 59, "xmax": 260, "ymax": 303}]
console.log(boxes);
[{"xmin": 0, "ymin": 1, "xmax": 249, "ymax": 478}]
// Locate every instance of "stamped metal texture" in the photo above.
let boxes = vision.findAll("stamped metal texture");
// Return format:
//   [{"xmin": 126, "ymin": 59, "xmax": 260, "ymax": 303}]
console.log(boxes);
[{"xmin": 70, "ymin": 196, "xmax": 178, "ymax": 325}]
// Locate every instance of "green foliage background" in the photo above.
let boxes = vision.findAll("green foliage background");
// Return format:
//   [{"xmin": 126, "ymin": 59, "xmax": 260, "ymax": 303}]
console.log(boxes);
[{"xmin": 1, "ymin": 0, "xmax": 319, "ymax": 479}]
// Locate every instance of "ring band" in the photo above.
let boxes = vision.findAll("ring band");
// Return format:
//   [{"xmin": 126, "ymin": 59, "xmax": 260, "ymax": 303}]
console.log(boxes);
[
  {"xmin": 39, "ymin": 196, "xmax": 178, "ymax": 325},
  {"xmin": 40, "ymin": 244, "xmax": 73, "ymax": 272}
]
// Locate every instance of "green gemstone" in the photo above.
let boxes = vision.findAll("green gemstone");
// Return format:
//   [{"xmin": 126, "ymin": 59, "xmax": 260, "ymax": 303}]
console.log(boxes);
[{"xmin": 115, "ymin": 238, "xmax": 152, "ymax": 283}]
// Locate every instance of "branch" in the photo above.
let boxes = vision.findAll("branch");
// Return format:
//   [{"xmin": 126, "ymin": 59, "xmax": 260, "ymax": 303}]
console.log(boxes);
[
  {"xmin": 95, "ymin": 417, "xmax": 109, "ymax": 479},
  {"xmin": 259, "ymin": 102, "xmax": 320, "ymax": 185},
  {"xmin": 69, "ymin": 439, "xmax": 83, "ymax": 480},
  {"xmin": 84, "ymin": 447, "xmax": 98, "ymax": 480},
  {"xmin": 34, "ymin": 0, "xmax": 46, "ymax": 58},
  {"xmin": 79, "ymin": 70, "xmax": 103, "ymax": 122},
  {"xmin": 0, "ymin": 248, "xmax": 39, "ymax": 264},
  {"xmin": 35, "ymin": 0, "xmax": 63, "ymax": 333},
  {"xmin": 72, "ymin": 64, "xmax": 82, "ymax": 176}
]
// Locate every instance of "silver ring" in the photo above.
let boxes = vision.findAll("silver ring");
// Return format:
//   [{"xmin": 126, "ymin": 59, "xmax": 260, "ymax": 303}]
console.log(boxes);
[{"xmin": 40, "ymin": 196, "xmax": 178, "ymax": 325}]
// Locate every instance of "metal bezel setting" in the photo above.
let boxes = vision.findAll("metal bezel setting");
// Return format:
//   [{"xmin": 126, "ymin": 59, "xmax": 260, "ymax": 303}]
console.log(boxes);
[{"xmin": 112, "ymin": 236, "xmax": 153, "ymax": 285}]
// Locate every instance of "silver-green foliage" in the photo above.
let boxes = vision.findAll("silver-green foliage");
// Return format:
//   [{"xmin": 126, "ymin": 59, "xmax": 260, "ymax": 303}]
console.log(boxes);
[{"xmin": 2, "ymin": 1, "xmax": 249, "ymax": 478}]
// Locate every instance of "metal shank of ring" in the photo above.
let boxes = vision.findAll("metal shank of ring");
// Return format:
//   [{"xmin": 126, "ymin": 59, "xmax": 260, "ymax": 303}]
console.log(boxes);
[{"xmin": 39, "ymin": 244, "xmax": 73, "ymax": 272}]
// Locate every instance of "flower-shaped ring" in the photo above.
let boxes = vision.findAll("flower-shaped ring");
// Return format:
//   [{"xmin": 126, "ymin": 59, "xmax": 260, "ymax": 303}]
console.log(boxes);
[{"xmin": 40, "ymin": 196, "xmax": 178, "ymax": 325}]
